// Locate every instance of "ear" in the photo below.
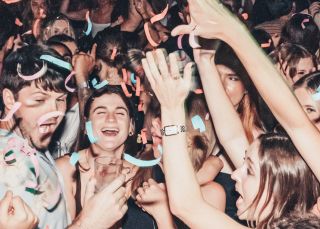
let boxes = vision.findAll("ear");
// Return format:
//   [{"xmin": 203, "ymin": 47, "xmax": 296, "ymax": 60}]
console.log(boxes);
[
  {"xmin": 129, "ymin": 118, "xmax": 135, "ymax": 135},
  {"xmin": 43, "ymin": 27, "xmax": 51, "ymax": 41},
  {"xmin": 2, "ymin": 88, "xmax": 16, "ymax": 111}
]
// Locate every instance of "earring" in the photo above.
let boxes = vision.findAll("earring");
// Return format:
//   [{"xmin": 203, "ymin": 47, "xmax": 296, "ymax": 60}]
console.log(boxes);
[{"xmin": 129, "ymin": 131, "xmax": 134, "ymax": 136}]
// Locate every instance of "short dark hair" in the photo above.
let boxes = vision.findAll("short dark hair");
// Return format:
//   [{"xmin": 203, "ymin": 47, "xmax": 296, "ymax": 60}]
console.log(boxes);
[
  {"xmin": 79, "ymin": 85, "xmax": 137, "ymax": 151},
  {"xmin": 0, "ymin": 3, "xmax": 18, "ymax": 50},
  {"xmin": 281, "ymin": 13, "xmax": 320, "ymax": 54},
  {"xmin": 1, "ymin": 44, "xmax": 69, "ymax": 101},
  {"xmin": 94, "ymin": 28, "xmax": 128, "ymax": 71}
]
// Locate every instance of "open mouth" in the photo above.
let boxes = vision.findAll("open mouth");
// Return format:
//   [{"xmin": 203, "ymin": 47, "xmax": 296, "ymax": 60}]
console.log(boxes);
[
  {"xmin": 39, "ymin": 122, "xmax": 57, "ymax": 134},
  {"xmin": 101, "ymin": 127, "xmax": 119, "ymax": 137}
]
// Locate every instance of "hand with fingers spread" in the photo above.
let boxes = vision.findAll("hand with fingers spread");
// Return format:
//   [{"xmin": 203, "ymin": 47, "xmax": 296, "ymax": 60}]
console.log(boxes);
[
  {"xmin": 310, "ymin": 1, "xmax": 320, "ymax": 18},
  {"xmin": 72, "ymin": 43, "xmax": 97, "ymax": 85},
  {"xmin": 171, "ymin": 0, "xmax": 243, "ymax": 41},
  {"xmin": 309, "ymin": 1, "xmax": 320, "ymax": 28},
  {"xmin": 142, "ymin": 49, "xmax": 193, "ymax": 110},
  {"xmin": 134, "ymin": 0, "xmax": 149, "ymax": 19},
  {"xmin": 0, "ymin": 191, "xmax": 38, "ymax": 229},
  {"xmin": 136, "ymin": 179, "xmax": 175, "ymax": 229},
  {"xmin": 70, "ymin": 175, "xmax": 128, "ymax": 229}
]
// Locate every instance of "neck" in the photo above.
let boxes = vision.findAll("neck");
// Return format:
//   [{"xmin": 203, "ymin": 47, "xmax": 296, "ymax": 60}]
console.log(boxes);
[{"xmin": 89, "ymin": 143, "xmax": 125, "ymax": 159}]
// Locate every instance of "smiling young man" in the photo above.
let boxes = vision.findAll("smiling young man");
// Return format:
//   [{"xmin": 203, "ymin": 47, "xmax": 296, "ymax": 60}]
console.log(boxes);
[{"xmin": 0, "ymin": 44, "xmax": 128, "ymax": 228}]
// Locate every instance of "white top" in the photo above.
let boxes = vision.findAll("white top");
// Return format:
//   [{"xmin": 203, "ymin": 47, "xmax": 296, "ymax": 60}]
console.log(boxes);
[
  {"xmin": 0, "ymin": 129, "xmax": 70, "ymax": 228},
  {"xmin": 92, "ymin": 22, "xmax": 111, "ymax": 37},
  {"xmin": 53, "ymin": 103, "xmax": 80, "ymax": 158}
]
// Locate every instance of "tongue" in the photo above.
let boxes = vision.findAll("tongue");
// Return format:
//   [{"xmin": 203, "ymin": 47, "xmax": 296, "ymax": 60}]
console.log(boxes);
[
  {"xmin": 103, "ymin": 130, "xmax": 118, "ymax": 136},
  {"xmin": 39, "ymin": 125, "xmax": 50, "ymax": 134}
]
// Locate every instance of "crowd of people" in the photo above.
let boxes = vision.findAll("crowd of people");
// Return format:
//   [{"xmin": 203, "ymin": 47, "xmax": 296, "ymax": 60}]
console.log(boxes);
[{"xmin": 0, "ymin": 0, "xmax": 320, "ymax": 228}]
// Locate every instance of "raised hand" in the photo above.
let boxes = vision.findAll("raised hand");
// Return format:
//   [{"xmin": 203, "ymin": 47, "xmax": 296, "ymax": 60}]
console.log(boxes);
[
  {"xmin": 72, "ymin": 43, "xmax": 97, "ymax": 85},
  {"xmin": 0, "ymin": 191, "xmax": 38, "ymax": 229},
  {"xmin": 171, "ymin": 0, "xmax": 242, "ymax": 41},
  {"xmin": 142, "ymin": 49, "xmax": 193, "ymax": 110},
  {"xmin": 136, "ymin": 179, "xmax": 175, "ymax": 229}
]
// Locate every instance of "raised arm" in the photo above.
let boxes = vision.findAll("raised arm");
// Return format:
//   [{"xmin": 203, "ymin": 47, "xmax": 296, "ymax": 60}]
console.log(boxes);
[
  {"xmin": 172, "ymin": 0, "xmax": 320, "ymax": 182},
  {"xmin": 60, "ymin": 0, "xmax": 87, "ymax": 21},
  {"xmin": 195, "ymin": 49, "xmax": 248, "ymax": 168},
  {"xmin": 142, "ymin": 49, "xmax": 246, "ymax": 229}
]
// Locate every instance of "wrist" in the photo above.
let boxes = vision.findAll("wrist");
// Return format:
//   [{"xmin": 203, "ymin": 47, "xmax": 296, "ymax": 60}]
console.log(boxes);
[{"xmin": 161, "ymin": 106, "xmax": 186, "ymax": 126}]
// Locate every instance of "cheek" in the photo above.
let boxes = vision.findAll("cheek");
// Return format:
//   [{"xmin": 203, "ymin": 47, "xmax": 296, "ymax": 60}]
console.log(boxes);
[{"xmin": 225, "ymin": 82, "xmax": 246, "ymax": 105}]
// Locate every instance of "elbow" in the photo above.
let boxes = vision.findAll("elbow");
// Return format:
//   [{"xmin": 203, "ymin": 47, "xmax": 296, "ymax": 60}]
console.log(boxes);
[{"xmin": 168, "ymin": 199, "xmax": 189, "ymax": 219}]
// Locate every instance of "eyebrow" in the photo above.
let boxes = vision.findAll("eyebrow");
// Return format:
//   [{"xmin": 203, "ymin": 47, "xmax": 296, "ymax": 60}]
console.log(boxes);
[
  {"xmin": 58, "ymin": 93, "xmax": 68, "ymax": 99},
  {"xmin": 31, "ymin": 91, "xmax": 48, "ymax": 96},
  {"xmin": 92, "ymin": 106, "xmax": 129, "ymax": 114},
  {"xmin": 115, "ymin": 106, "xmax": 129, "ymax": 114}
]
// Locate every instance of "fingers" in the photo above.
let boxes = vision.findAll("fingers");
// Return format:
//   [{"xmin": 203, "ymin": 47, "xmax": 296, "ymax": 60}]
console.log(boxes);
[
  {"xmin": 142, "ymin": 58, "xmax": 156, "ymax": 89},
  {"xmin": 171, "ymin": 24, "xmax": 194, "ymax": 37},
  {"xmin": 183, "ymin": 62, "xmax": 193, "ymax": 88},
  {"xmin": 113, "ymin": 187, "xmax": 126, "ymax": 202},
  {"xmin": 20, "ymin": 199, "xmax": 38, "ymax": 227},
  {"xmin": 104, "ymin": 174, "xmax": 126, "ymax": 193},
  {"xmin": 168, "ymin": 53, "xmax": 180, "ymax": 78},
  {"xmin": 147, "ymin": 178, "xmax": 157, "ymax": 186},
  {"xmin": 146, "ymin": 51, "xmax": 161, "ymax": 79},
  {"xmin": 118, "ymin": 196, "xmax": 127, "ymax": 208},
  {"xmin": 0, "ymin": 191, "xmax": 13, "ymax": 216},
  {"xmin": 156, "ymin": 49, "xmax": 169, "ymax": 78},
  {"xmin": 120, "ymin": 202, "xmax": 128, "ymax": 215},
  {"xmin": 11, "ymin": 196, "xmax": 27, "ymax": 220}
]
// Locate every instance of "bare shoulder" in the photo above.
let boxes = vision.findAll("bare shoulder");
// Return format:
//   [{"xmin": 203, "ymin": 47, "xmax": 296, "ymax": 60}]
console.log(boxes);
[{"xmin": 55, "ymin": 150, "xmax": 86, "ymax": 179}]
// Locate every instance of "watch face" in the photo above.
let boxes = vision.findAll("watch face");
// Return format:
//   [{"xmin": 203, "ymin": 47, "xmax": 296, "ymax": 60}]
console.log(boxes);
[{"xmin": 165, "ymin": 125, "xmax": 179, "ymax": 136}]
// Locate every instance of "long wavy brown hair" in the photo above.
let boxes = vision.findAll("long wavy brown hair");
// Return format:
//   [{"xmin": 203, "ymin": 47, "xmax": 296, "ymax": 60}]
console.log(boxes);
[{"xmin": 247, "ymin": 133, "xmax": 320, "ymax": 228}]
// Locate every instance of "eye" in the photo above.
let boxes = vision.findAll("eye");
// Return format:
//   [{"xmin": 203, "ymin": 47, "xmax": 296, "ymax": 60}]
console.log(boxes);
[
  {"xmin": 57, "ymin": 98, "xmax": 66, "ymax": 102},
  {"xmin": 297, "ymin": 71, "xmax": 305, "ymax": 76},
  {"xmin": 116, "ymin": 112, "xmax": 125, "ymax": 116},
  {"xmin": 306, "ymin": 107, "xmax": 316, "ymax": 113},
  {"xmin": 228, "ymin": 76, "xmax": 239, "ymax": 81}
]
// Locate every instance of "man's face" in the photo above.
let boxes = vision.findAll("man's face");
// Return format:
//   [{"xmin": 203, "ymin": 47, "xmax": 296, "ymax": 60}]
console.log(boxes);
[{"xmin": 14, "ymin": 82, "xmax": 67, "ymax": 151}]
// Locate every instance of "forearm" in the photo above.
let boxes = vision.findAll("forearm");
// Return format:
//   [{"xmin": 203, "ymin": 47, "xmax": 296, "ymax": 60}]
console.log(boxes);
[
  {"xmin": 161, "ymin": 106, "xmax": 204, "ymax": 218},
  {"xmin": 223, "ymin": 24, "xmax": 320, "ymax": 181},
  {"xmin": 197, "ymin": 58, "xmax": 248, "ymax": 168},
  {"xmin": 60, "ymin": 0, "xmax": 87, "ymax": 21},
  {"xmin": 154, "ymin": 211, "xmax": 176, "ymax": 229},
  {"xmin": 225, "ymin": 26, "xmax": 309, "ymax": 131},
  {"xmin": 196, "ymin": 156, "xmax": 223, "ymax": 184}
]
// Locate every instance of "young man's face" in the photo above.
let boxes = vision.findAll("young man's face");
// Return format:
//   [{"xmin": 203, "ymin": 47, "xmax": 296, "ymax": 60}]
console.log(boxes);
[{"xmin": 14, "ymin": 82, "xmax": 67, "ymax": 151}]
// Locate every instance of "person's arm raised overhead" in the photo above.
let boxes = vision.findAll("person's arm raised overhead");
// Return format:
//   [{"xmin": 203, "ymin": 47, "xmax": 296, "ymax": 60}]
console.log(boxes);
[
  {"xmin": 194, "ymin": 49, "xmax": 248, "ymax": 168},
  {"xmin": 60, "ymin": 0, "xmax": 87, "ymax": 21},
  {"xmin": 172, "ymin": 0, "xmax": 320, "ymax": 182},
  {"xmin": 142, "ymin": 49, "xmax": 247, "ymax": 229}
]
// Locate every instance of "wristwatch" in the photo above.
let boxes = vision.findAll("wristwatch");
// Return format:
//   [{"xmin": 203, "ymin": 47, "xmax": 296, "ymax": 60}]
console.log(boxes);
[{"xmin": 160, "ymin": 125, "xmax": 186, "ymax": 136}]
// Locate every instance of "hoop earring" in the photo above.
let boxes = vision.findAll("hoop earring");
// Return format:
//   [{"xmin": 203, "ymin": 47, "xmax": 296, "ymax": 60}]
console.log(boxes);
[{"xmin": 129, "ymin": 131, "xmax": 134, "ymax": 136}]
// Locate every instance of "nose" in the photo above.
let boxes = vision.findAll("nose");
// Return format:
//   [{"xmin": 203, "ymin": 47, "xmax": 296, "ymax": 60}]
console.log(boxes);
[{"xmin": 105, "ymin": 112, "xmax": 116, "ymax": 122}]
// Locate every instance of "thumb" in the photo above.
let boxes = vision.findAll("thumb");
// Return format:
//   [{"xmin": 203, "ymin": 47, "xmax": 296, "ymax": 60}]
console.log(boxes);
[
  {"xmin": 0, "ymin": 191, "xmax": 13, "ymax": 216},
  {"xmin": 171, "ymin": 24, "xmax": 194, "ymax": 37},
  {"xmin": 84, "ymin": 177, "xmax": 96, "ymax": 206},
  {"xmin": 183, "ymin": 62, "xmax": 194, "ymax": 88}
]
